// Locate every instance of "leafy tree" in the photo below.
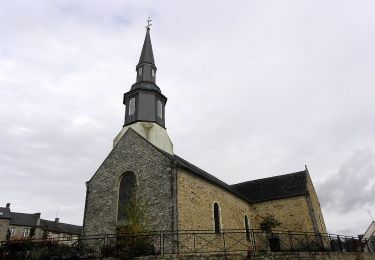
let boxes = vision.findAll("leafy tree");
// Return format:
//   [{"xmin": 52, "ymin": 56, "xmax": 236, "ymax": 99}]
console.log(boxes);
[
  {"xmin": 117, "ymin": 194, "xmax": 151, "ymax": 234},
  {"xmin": 41, "ymin": 226, "xmax": 49, "ymax": 240},
  {"xmin": 29, "ymin": 227, "xmax": 36, "ymax": 238},
  {"xmin": 6, "ymin": 228, "xmax": 11, "ymax": 241},
  {"xmin": 259, "ymin": 215, "xmax": 281, "ymax": 233},
  {"xmin": 115, "ymin": 194, "xmax": 154, "ymax": 258}
]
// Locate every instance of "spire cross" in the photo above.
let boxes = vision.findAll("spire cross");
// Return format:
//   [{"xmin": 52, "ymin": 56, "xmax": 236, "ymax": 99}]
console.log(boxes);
[{"xmin": 146, "ymin": 17, "xmax": 152, "ymax": 29}]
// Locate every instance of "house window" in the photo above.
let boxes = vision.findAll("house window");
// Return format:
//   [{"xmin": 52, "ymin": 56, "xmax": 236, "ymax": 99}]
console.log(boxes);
[
  {"xmin": 138, "ymin": 67, "xmax": 143, "ymax": 76},
  {"xmin": 213, "ymin": 202, "xmax": 221, "ymax": 234},
  {"xmin": 244, "ymin": 215, "xmax": 251, "ymax": 241},
  {"xmin": 10, "ymin": 227, "xmax": 15, "ymax": 236},
  {"xmin": 157, "ymin": 100, "xmax": 163, "ymax": 118},
  {"xmin": 22, "ymin": 228, "xmax": 29, "ymax": 237},
  {"xmin": 129, "ymin": 98, "xmax": 135, "ymax": 115},
  {"xmin": 117, "ymin": 172, "xmax": 136, "ymax": 223}
]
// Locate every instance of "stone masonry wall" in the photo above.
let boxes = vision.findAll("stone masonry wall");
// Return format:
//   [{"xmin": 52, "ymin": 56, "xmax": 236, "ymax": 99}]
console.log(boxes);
[
  {"xmin": 0, "ymin": 219, "xmax": 9, "ymax": 241},
  {"xmin": 306, "ymin": 171, "xmax": 328, "ymax": 234},
  {"xmin": 177, "ymin": 169, "xmax": 252, "ymax": 231},
  {"xmin": 83, "ymin": 129, "xmax": 175, "ymax": 236},
  {"xmin": 251, "ymin": 196, "xmax": 315, "ymax": 232}
]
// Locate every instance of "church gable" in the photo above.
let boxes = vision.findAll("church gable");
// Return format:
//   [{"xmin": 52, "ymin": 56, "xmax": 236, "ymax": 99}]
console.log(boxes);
[{"xmin": 83, "ymin": 128, "xmax": 174, "ymax": 236}]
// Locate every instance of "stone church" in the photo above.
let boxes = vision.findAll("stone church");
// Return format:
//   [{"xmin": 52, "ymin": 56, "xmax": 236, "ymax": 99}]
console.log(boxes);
[{"xmin": 82, "ymin": 28, "xmax": 327, "ymax": 237}]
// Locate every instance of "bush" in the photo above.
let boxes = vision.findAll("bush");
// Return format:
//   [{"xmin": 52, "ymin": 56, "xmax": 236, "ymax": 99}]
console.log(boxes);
[{"xmin": 259, "ymin": 215, "xmax": 281, "ymax": 233}]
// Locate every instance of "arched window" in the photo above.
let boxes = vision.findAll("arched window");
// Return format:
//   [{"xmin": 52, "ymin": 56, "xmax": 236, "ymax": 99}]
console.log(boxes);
[
  {"xmin": 244, "ymin": 215, "xmax": 250, "ymax": 241},
  {"xmin": 117, "ymin": 172, "xmax": 136, "ymax": 223},
  {"xmin": 129, "ymin": 98, "xmax": 135, "ymax": 115},
  {"xmin": 213, "ymin": 202, "xmax": 221, "ymax": 234},
  {"xmin": 157, "ymin": 100, "xmax": 163, "ymax": 118}
]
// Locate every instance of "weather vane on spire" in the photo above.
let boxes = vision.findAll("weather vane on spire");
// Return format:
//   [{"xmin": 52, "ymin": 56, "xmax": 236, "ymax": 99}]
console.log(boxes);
[{"xmin": 146, "ymin": 17, "xmax": 152, "ymax": 29}]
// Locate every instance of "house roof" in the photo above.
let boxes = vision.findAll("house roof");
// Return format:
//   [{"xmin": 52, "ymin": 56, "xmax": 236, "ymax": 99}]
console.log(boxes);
[
  {"xmin": 0, "ymin": 207, "xmax": 12, "ymax": 219},
  {"xmin": 40, "ymin": 219, "xmax": 82, "ymax": 235},
  {"xmin": 10, "ymin": 212, "xmax": 40, "ymax": 226},
  {"xmin": 230, "ymin": 170, "xmax": 307, "ymax": 203}
]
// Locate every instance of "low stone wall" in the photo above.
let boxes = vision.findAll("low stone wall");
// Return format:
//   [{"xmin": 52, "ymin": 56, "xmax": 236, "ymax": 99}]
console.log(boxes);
[{"xmin": 131, "ymin": 252, "xmax": 375, "ymax": 260}]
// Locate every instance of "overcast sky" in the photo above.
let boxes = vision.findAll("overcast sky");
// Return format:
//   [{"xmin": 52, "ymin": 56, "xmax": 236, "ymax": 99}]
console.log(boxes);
[{"xmin": 1, "ymin": 0, "xmax": 374, "ymax": 236}]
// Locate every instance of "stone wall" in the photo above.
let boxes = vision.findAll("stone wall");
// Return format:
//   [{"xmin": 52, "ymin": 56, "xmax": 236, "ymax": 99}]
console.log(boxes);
[
  {"xmin": 306, "ymin": 171, "xmax": 328, "ymax": 234},
  {"xmin": 251, "ymin": 196, "xmax": 315, "ymax": 232},
  {"xmin": 0, "ymin": 219, "xmax": 9, "ymax": 241},
  {"xmin": 176, "ymin": 169, "xmax": 252, "ymax": 231},
  {"xmin": 83, "ymin": 129, "xmax": 175, "ymax": 236}
]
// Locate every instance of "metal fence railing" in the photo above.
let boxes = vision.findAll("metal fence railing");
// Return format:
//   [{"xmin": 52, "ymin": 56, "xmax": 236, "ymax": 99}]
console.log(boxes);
[{"xmin": 1, "ymin": 229, "xmax": 374, "ymax": 258}]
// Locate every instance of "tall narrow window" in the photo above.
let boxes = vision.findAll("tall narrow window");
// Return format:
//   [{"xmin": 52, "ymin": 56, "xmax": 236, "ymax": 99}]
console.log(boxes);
[
  {"xmin": 138, "ymin": 67, "xmax": 143, "ymax": 76},
  {"xmin": 117, "ymin": 172, "xmax": 136, "ymax": 223},
  {"xmin": 22, "ymin": 228, "xmax": 29, "ymax": 237},
  {"xmin": 157, "ymin": 100, "xmax": 163, "ymax": 118},
  {"xmin": 244, "ymin": 215, "xmax": 250, "ymax": 241},
  {"xmin": 10, "ymin": 227, "xmax": 15, "ymax": 236},
  {"xmin": 129, "ymin": 98, "xmax": 135, "ymax": 115},
  {"xmin": 152, "ymin": 69, "xmax": 155, "ymax": 78},
  {"xmin": 213, "ymin": 202, "xmax": 221, "ymax": 234}
]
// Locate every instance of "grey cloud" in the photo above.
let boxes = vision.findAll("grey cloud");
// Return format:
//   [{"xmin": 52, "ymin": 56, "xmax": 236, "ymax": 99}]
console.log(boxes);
[{"xmin": 318, "ymin": 148, "xmax": 375, "ymax": 213}]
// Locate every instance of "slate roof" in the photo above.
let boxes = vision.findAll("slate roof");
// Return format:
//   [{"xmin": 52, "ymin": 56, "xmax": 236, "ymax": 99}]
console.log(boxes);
[
  {"xmin": 40, "ymin": 219, "xmax": 82, "ymax": 235},
  {"xmin": 1, "ymin": 208, "xmax": 81, "ymax": 235},
  {"xmin": 230, "ymin": 170, "xmax": 307, "ymax": 203},
  {"xmin": 0, "ymin": 207, "xmax": 12, "ymax": 219},
  {"xmin": 9, "ymin": 212, "xmax": 40, "ymax": 226},
  {"xmin": 138, "ymin": 28, "xmax": 155, "ymax": 66}
]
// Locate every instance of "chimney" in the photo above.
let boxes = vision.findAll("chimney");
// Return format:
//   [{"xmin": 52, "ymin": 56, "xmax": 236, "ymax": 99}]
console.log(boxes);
[
  {"xmin": 55, "ymin": 218, "xmax": 59, "ymax": 223},
  {"xmin": 35, "ymin": 213, "xmax": 41, "ymax": 226},
  {"xmin": 6, "ymin": 203, "xmax": 10, "ymax": 208}
]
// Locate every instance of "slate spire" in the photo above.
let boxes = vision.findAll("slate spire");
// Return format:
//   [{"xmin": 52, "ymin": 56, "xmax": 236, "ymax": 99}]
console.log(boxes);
[
  {"xmin": 138, "ymin": 28, "xmax": 155, "ymax": 67},
  {"xmin": 134, "ymin": 27, "xmax": 157, "ymax": 86}
]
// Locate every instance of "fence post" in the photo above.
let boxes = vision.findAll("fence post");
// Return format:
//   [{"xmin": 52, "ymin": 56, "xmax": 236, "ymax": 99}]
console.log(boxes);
[
  {"xmin": 305, "ymin": 233, "xmax": 311, "ymax": 252},
  {"xmin": 223, "ymin": 231, "xmax": 227, "ymax": 256},
  {"xmin": 315, "ymin": 233, "xmax": 323, "ymax": 251},
  {"xmin": 328, "ymin": 234, "xmax": 333, "ymax": 251},
  {"xmin": 289, "ymin": 231, "xmax": 293, "ymax": 251},
  {"xmin": 251, "ymin": 229, "xmax": 256, "ymax": 252},
  {"xmin": 337, "ymin": 235, "xmax": 343, "ymax": 252},
  {"xmin": 365, "ymin": 239, "xmax": 371, "ymax": 252},
  {"xmin": 159, "ymin": 231, "xmax": 162, "ymax": 255},
  {"xmin": 176, "ymin": 230, "xmax": 180, "ymax": 255},
  {"xmin": 193, "ymin": 230, "xmax": 196, "ymax": 254},
  {"xmin": 161, "ymin": 230, "xmax": 164, "ymax": 255},
  {"xmin": 352, "ymin": 237, "xmax": 356, "ymax": 252}
]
